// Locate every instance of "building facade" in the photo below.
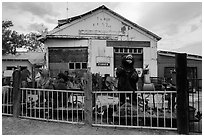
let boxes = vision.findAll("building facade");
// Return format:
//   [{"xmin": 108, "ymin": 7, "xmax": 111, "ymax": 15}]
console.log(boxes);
[
  {"xmin": 2, "ymin": 52, "xmax": 45, "ymax": 80},
  {"xmin": 42, "ymin": 5, "xmax": 161, "ymax": 77},
  {"xmin": 157, "ymin": 50, "xmax": 202, "ymax": 88}
]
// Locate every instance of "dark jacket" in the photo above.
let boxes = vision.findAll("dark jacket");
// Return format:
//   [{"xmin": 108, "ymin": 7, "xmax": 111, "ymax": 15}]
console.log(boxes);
[{"xmin": 116, "ymin": 55, "xmax": 139, "ymax": 91}]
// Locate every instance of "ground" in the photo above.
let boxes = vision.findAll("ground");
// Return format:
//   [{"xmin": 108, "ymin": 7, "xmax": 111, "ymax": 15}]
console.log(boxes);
[{"xmin": 2, "ymin": 116, "xmax": 179, "ymax": 135}]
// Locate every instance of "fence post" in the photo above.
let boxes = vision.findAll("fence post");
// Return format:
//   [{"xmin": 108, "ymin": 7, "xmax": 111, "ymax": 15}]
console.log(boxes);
[
  {"xmin": 12, "ymin": 69, "xmax": 22, "ymax": 118},
  {"xmin": 175, "ymin": 53, "xmax": 189, "ymax": 134},
  {"xmin": 84, "ymin": 69, "xmax": 93, "ymax": 125}
]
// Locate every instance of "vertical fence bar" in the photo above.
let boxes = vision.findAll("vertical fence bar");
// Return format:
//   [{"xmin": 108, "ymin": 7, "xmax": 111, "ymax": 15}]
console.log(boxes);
[
  {"xmin": 113, "ymin": 93, "xmax": 115, "ymax": 125},
  {"xmin": 143, "ymin": 93, "xmax": 145, "ymax": 126},
  {"xmin": 21, "ymin": 89, "xmax": 24, "ymax": 116},
  {"xmin": 125, "ymin": 93, "xmax": 127, "ymax": 126},
  {"xmin": 72, "ymin": 93, "xmax": 74, "ymax": 122},
  {"xmin": 9, "ymin": 88, "xmax": 12, "ymax": 114},
  {"xmin": 197, "ymin": 79, "xmax": 201, "ymax": 132},
  {"xmin": 2, "ymin": 88, "xmax": 4, "ymax": 114},
  {"xmin": 100, "ymin": 93, "xmax": 102, "ymax": 124},
  {"xmin": 197, "ymin": 79, "xmax": 200, "ymax": 112},
  {"xmin": 157, "ymin": 91, "xmax": 159, "ymax": 127},
  {"xmin": 82, "ymin": 93, "xmax": 84, "ymax": 122},
  {"xmin": 43, "ymin": 90, "xmax": 45, "ymax": 119},
  {"xmin": 77, "ymin": 94, "xmax": 79, "ymax": 122},
  {"xmin": 34, "ymin": 90, "xmax": 37, "ymax": 118},
  {"xmin": 62, "ymin": 92, "xmax": 64, "ymax": 121},
  {"xmin": 6, "ymin": 87, "xmax": 9, "ymax": 114},
  {"xmin": 137, "ymin": 93, "xmax": 139, "ymax": 126},
  {"xmin": 119, "ymin": 93, "xmax": 121, "ymax": 125},
  {"xmin": 57, "ymin": 91, "xmax": 59, "ymax": 120},
  {"xmin": 67, "ymin": 92, "xmax": 69, "ymax": 121},
  {"xmin": 171, "ymin": 93, "xmax": 173, "ymax": 128},
  {"xmin": 2, "ymin": 88, "xmax": 5, "ymax": 114},
  {"xmin": 52, "ymin": 91, "xmax": 53, "ymax": 120},
  {"xmin": 106, "ymin": 93, "xmax": 108, "ymax": 124},
  {"xmin": 95, "ymin": 92, "xmax": 97, "ymax": 124},
  {"xmin": 30, "ymin": 90, "xmax": 32, "ymax": 117},
  {"xmin": 38, "ymin": 90, "xmax": 40, "ymax": 118},
  {"xmin": 131, "ymin": 93, "xmax": 133, "ymax": 126},
  {"xmin": 164, "ymin": 91, "xmax": 166, "ymax": 127},
  {"xmin": 150, "ymin": 93, "xmax": 152, "ymax": 127},
  {"xmin": 26, "ymin": 90, "xmax": 28, "ymax": 117},
  {"xmin": 48, "ymin": 90, "xmax": 50, "ymax": 120}
]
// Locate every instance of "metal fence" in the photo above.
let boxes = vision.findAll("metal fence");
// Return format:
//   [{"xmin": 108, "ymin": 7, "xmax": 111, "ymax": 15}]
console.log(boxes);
[
  {"xmin": 2, "ymin": 86, "xmax": 13, "ymax": 116},
  {"xmin": 3, "ymin": 84, "xmax": 201, "ymax": 132},
  {"xmin": 2, "ymin": 87, "xmax": 85, "ymax": 124},
  {"xmin": 20, "ymin": 88, "xmax": 85, "ymax": 124},
  {"xmin": 188, "ymin": 79, "xmax": 202, "ymax": 133},
  {"xmin": 92, "ymin": 90, "xmax": 177, "ymax": 130}
]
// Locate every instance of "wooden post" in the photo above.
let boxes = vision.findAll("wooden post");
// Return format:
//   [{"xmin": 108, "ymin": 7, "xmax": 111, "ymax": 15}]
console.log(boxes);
[
  {"xmin": 176, "ymin": 53, "xmax": 189, "ymax": 134},
  {"xmin": 12, "ymin": 69, "xmax": 22, "ymax": 118},
  {"xmin": 84, "ymin": 69, "xmax": 93, "ymax": 125}
]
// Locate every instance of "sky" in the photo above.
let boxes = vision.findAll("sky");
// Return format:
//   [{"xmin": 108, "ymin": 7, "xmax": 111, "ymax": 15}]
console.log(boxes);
[{"xmin": 1, "ymin": 1, "xmax": 202, "ymax": 55}]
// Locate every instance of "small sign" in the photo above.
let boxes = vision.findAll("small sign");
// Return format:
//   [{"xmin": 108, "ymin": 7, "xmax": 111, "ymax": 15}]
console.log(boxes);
[
  {"xmin": 3, "ymin": 70, "xmax": 13, "ymax": 77},
  {"xmin": 96, "ymin": 63, "xmax": 110, "ymax": 66},
  {"xmin": 96, "ymin": 56, "xmax": 111, "ymax": 67}
]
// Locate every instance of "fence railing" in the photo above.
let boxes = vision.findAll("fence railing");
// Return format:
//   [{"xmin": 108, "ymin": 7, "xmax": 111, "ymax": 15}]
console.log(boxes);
[
  {"xmin": 92, "ymin": 90, "xmax": 177, "ymax": 130},
  {"xmin": 20, "ymin": 88, "xmax": 85, "ymax": 124},
  {"xmin": 2, "ymin": 87, "xmax": 85, "ymax": 124},
  {"xmin": 188, "ymin": 79, "xmax": 202, "ymax": 133},
  {"xmin": 2, "ymin": 86, "xmax": 177, "ymax": 130},
  {"xmin": 2, "ymin": 86, "xmax": 13, "ymax": 116}
]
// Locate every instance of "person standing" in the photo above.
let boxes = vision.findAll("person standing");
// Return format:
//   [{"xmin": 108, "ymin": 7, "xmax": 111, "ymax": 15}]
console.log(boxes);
[
  {"xmin": 21, "ymin": 67, "xmax": 31, "ymax": 88},
  {"xmin": 116, "ymin": 54, "xmax": 139, "ymax": 106}
]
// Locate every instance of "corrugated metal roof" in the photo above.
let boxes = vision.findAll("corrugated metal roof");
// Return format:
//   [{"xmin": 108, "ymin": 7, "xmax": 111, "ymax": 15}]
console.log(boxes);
[
  {"xmin": 2, "ymin": 52, "xmax": 46, "ymax": 65},
  {"xmin": 158, "ymin": 50, "xmax": 202, "ymax": 61},
  {"xmin": 54, "ymin": 5, "xmax": 161, "ymax": 41}
]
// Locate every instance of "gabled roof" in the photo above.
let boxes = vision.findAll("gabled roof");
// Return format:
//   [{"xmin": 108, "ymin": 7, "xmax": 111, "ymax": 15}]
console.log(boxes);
[{"xmin": 53, "ymin": 5, "xmax": 161, "ymax": 41}]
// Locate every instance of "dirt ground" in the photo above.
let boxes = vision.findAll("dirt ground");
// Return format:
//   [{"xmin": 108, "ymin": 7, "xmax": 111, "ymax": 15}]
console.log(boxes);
[{"xmin": 2, "ymin": 116, "xmax": 180, "ymax": 135}]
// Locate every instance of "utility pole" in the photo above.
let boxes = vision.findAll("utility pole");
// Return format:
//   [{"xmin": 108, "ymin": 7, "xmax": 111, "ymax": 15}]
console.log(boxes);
[{"xmin": 176, "ymin": 53, "xmax": 189, "ymax": 134}]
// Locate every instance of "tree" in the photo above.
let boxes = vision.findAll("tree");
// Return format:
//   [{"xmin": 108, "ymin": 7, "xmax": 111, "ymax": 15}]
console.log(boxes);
[
  {"xmin": 24, "ymin": 32, "xmax": 45, "ymax": 52},
  {"xmin": 2, "ymin": 20, "xmax": 46, "ymax": 55},
  {"xmin": 2, "ymin": 20, "xmax": 17, "ymax": 54}
]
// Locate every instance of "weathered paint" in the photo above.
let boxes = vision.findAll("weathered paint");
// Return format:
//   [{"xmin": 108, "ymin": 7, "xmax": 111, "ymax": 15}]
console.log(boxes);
[
  {"xmin": 88, "ymin": 40, "xmax": 114, "ymax": 76},
  {"xmin": 45, "ymin": 8, "xmax": 159, "ymax": 77}
]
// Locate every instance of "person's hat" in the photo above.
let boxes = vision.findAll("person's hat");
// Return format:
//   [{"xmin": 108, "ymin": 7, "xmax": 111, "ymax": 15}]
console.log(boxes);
[{"xmin": 125, "ymin": 54, "xmax": 133, "ymax": 60}]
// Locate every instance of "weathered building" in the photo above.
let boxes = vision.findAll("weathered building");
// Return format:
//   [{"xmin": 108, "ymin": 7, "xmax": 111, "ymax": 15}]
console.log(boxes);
[
  {"xmin": 2, "ymin": 52, "xmax": 45, "ymax": 77},
  {"xmin": 158, "ymin": 50, "xmax": 202, "ymax": 88},
  {"xmin": 41, "ymin": 5, "xmax": 161, "ymax": 77}
]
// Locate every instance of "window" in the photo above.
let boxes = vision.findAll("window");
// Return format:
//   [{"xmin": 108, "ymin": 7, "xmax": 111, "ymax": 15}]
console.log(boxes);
[
  {"xmin": 75, "ymin": 63, "xmax": 81, "ymax": 69},
  {"xmin": 82, "ymin": 63, "xmax": 87, "ymax": 69},
  {"xmin": 115, "ymin": 48, "xmax": 119, "ymax": 53},
  {"xmin": 7, "ymin": 66, "xmax": 16, "ymax": 70},
  {"xmin": 134, "ymin": 49, "xmax": 138, "ymax": 53},
  {"xmin": 20, "ymin": 66, "xmax": 27, "ymax": 71},
  {"xmin": 124, "ymin": 48, "xmax": 128, "ymax": 53},
  {"xmin": 69, "ymin": 62, "xmax": 87, "ymax": 70},
  {"xmin": 119, "ymin": 48, "xmax": 123, "ymax": 53},
  {"xmin": 129, "ymin": 48, "xmax": 133, "ymax": 53},
  {"xmin": 138, "ymin": 48, "xmax": 142, "ymax": 54},
  {"xmin": 69, "ymin": 63, "xmax": 74, "ymax": 69},
  {"xmin": 114, "ymin": 48, "xmax": 143, "ymax": 54}
]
